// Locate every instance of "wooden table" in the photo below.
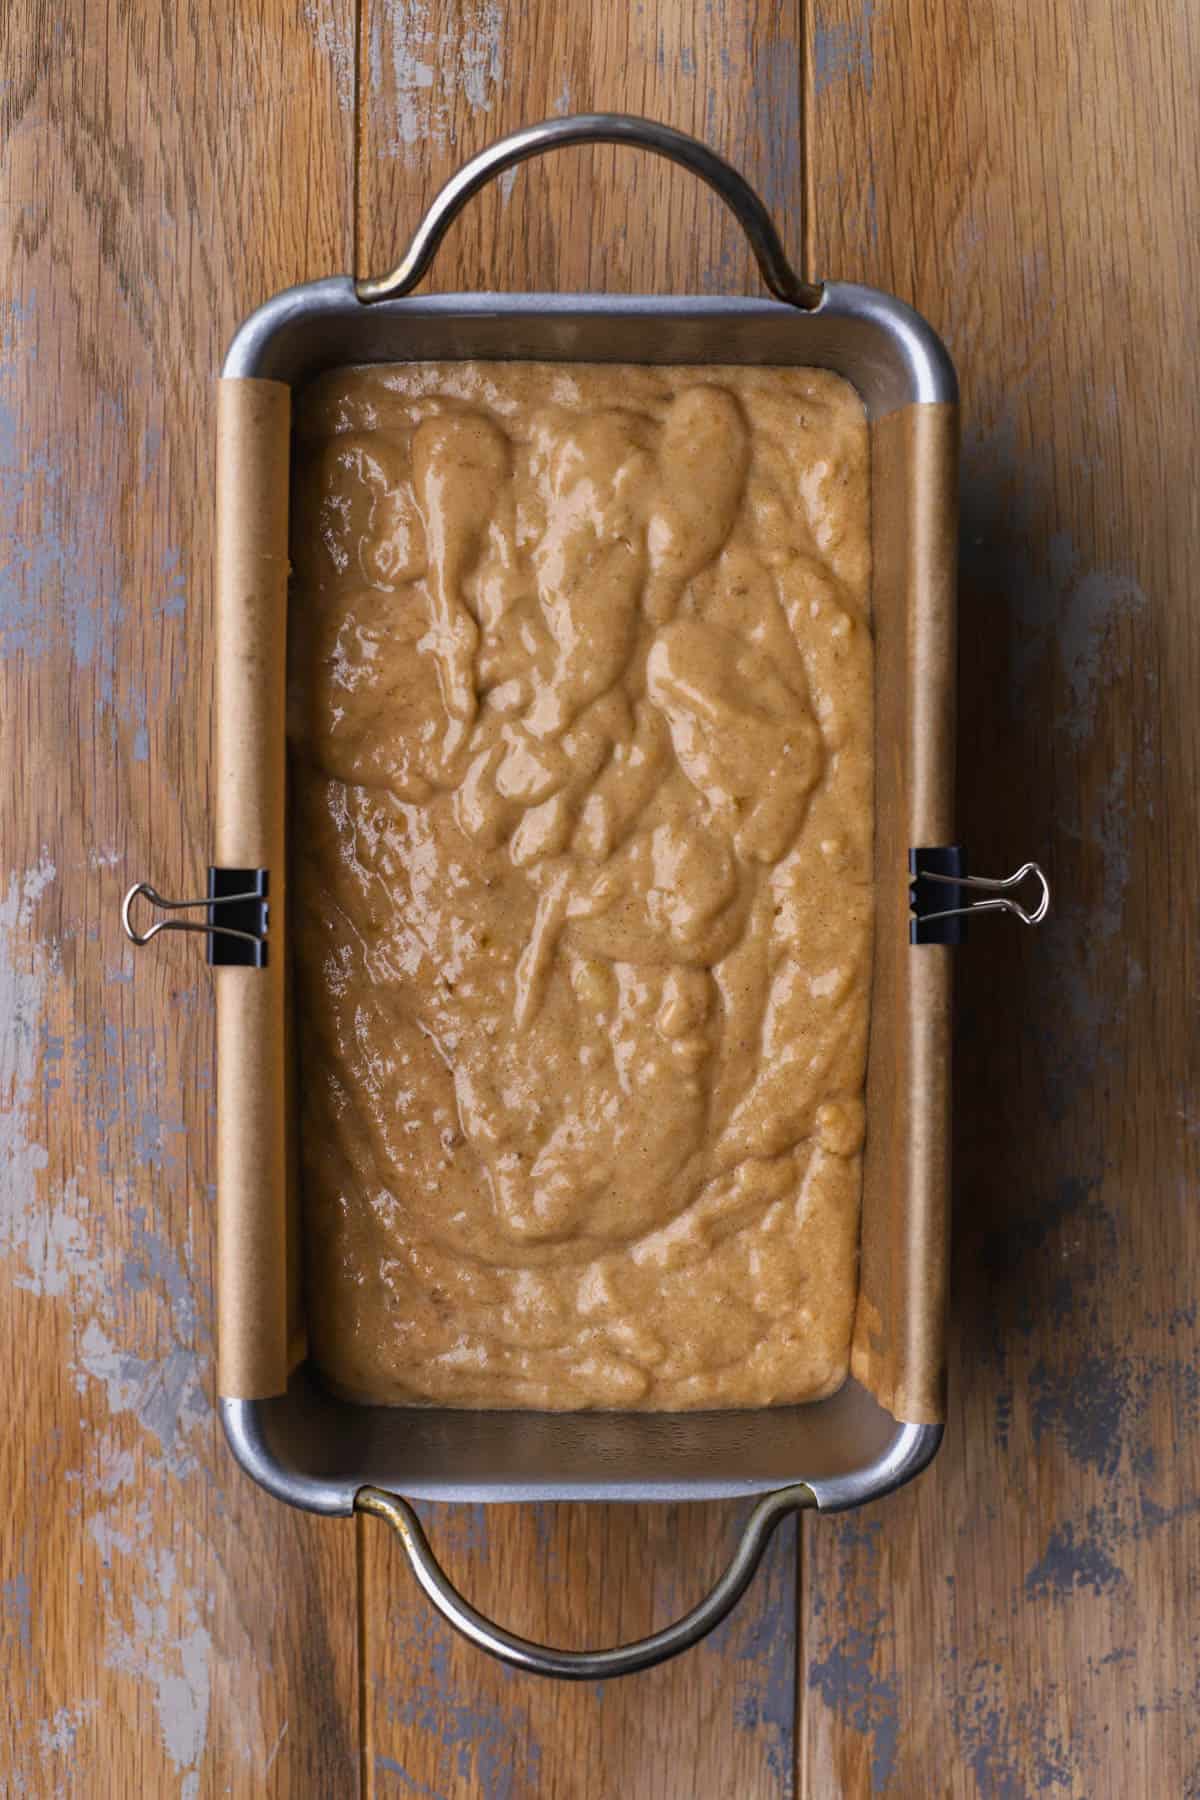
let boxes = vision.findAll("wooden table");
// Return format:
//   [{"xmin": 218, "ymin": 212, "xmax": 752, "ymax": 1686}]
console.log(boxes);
[{"xmin": 2, "ymin": 2, "xmax": 1196, "ymax": 1793}]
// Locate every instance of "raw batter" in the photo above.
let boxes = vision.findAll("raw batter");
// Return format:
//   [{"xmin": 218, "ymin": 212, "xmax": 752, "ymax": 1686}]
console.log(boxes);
[{"xmin": 289, "ymin": 360, "xmax": 873, "ymax": 1409}]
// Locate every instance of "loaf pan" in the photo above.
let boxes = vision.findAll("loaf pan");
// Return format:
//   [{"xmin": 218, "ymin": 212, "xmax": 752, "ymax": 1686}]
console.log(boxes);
[{"xmin": 123, "ymin": 116, "xmax": 1045, "ymax": 1678}]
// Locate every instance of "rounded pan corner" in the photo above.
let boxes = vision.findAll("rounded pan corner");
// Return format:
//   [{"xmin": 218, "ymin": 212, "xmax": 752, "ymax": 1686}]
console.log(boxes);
[
  {"xmin": 221, "ymin": 276, "xmax": 358, "ymax": 383},
  {"xmin": 818, "ymin": 282, "xmax": 959, "ymax": 414},
  {"xmin": 807, "ymin": 1418, "xmax": 943, "ymax": 1512},
  {"xmin": 220, "ymin": 1395, "xmax": 356, "ymax": 1516}
]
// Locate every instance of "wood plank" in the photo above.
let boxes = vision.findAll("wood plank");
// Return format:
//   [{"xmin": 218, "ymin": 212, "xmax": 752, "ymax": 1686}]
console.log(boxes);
[
  {"xmin": 801, "ymin": 0, "xmax": 1200, "ymax": 1792},
  {"xmin": 0, "ymin": 3, "xmax": 361, "ymax": 1792},
  {"xmin": 357, "ymin": 0, "xmax": 808, "ymax": 293},
  {"xmin": 357, "ymin": 3, "xmax": 808, "ymax": 1792},
  {"xmin": 365, "ymin": 1501, "xmax": 798, "ymax": 1799}
]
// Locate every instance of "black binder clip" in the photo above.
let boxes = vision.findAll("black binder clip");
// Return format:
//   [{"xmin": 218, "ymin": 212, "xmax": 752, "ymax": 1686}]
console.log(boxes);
[
  {"xmin": 121, "ymin": 869, "xmax": 269, "ymax": 968},
  {"xmin": 909, "ymin": 849, "xmax": 1048, "ymax": 945}
]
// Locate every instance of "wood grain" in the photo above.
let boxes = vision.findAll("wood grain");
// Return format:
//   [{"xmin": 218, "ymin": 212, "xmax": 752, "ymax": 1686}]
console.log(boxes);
[
  {"xmin": 357, "ymin": 3, "xmax": 809, "ymax": 1794},
  {"xmin": 6, "ymin": 1, "xmax": 1198, "ymax": 1793},
  {"xmin": 356, "ymin": 0, "xmax": 808, "ymax": 293},
  {"xmin": 364, "ymin": 1500, "xmax": 798, "ymax": 1799},
  {"xmin": 0, "ymin": 3, "xmax": 361, "ymax": 1793},
  {"xmin": 802, "ymin": 0, "xmax": 1200, "ymax": 1793}
]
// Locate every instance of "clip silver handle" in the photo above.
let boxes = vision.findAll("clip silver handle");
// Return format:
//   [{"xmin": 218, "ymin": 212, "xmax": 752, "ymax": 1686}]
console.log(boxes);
[
  {"xmin": 356, "ymin": 112, "xmax": 821, "ymax": 310},
  {"xmin": 121, "ymin": 882, "xmax": 266, "ymax": 950},
  {"xmin": 914, "ymin": 862, "xmax": 1050, "ymax": 928},
  {"xmin": 356, "ymin": 1481, "xmax": 815, "ymax": 1681}
]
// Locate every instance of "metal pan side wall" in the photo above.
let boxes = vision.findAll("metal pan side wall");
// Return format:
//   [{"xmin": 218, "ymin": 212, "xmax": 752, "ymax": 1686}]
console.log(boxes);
[{"xmin": 216, "ymin": 279, "xmax": 956, "ymax": 1515}]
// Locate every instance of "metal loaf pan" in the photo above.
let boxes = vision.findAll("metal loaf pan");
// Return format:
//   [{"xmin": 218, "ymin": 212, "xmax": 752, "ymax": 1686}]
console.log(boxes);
[{"xmin": 130, "ymin": 116, "xmax": 991, "ymax": 1678}]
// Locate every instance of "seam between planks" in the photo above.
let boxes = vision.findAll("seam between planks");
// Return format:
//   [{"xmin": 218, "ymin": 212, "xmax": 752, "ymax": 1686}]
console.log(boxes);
[
  {"xmin": 353, "ymin": 0, "xmax": 367, "ymax": 281},
  {"xmin": 357, "ymin": 1511, "xmax": 374, "ymax": 1800},
  {"xmin": 800, "ymin": 0, "xmax": 817, "ymax": 286}
]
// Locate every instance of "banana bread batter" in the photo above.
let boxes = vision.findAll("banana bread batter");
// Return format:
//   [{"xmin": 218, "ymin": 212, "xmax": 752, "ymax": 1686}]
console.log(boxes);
[{"xmin": 289, "ymin": 360, "xmax": 873, "ymax": 1409}]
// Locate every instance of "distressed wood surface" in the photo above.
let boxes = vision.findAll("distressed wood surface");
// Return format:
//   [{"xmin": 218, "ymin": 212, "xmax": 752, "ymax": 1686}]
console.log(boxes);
[
  {"xmin": 356, "ymin": 0, "xmax": 808, "ymax": 294},
  {"xmin": 356, "ymin": 3, "xmax": 810, "ymax": 1795},
  {"xmin": 5, "ymin": 0, "xmax": 1199, "ymax": 1795},
  {"xmin": 0, "ymin": 2, "xmax": 361, "ymax": 1794},
  {"xmin": 801, "ymin": 0, "xmax": 1200, "ymax": 1794}
]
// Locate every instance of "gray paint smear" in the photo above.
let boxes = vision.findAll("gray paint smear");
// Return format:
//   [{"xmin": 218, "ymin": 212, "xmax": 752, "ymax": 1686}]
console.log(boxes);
[
  {"xmin": 370, "ymin": 0, "xmax": 505, "ymax": 156},
  {"xmin": 0, "ymin": 858, "xmax": 57, "ymax": 1301},
  {"xmin": 2, "ymin": 1571, "xmax": 32, "ymax": 1654},
  {"xmin": 0, "ymin": 298, "xmax": 126, "ymax": 679},
  {"xmin": 0, "ymin": 852, "xmax": 218, "ymax": 1785},
  {"xmin": 746, "ymin": 44, "xmax": 805, "ymax": 231},
  {"xmin": 1025, "ymin": 1521, "xmax": 1127, "ymax": 1600},
  {"xmin": 806, "ymin": 1520, "xmax": 899, "ymax": 1791},
  {"xmin": 705, "ymin": 1512, "xmax": 796, "ymax": 1787},
  {"xmin": 383, "ymin": 1607, "xmax": 542, "ymax": 1799},
  {"xmin": 808, "ymin": 1630, "xmax": 899, "ymax": 1792},
  {"xmin": 812, "ymin": 1, "xmax": 874, "ymax": 95},
  {"xmin": 950, "ymin": 1660, "xmax": 1075, "ymax": 1799},
  {"xmin": 76, "ymin": 1323, "xmax": 208, "ymax": 1477},
  {"xmin": 302, "ymin": 0, "xmax": 356, "ymax": 112}
]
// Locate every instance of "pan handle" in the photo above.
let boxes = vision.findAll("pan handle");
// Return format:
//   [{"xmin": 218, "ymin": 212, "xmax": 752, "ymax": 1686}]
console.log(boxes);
[
  {"xmin": 355, "ymin": 1481, "xmax": 815, "ymax": 1680},
  {"xmin": 355, "ymin": 112, "xmax": 821, "ymax": 310}
]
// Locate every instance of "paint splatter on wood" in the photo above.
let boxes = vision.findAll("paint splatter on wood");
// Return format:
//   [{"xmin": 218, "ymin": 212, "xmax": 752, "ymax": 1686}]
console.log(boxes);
[
  {"xmin": 1, "ymin": 2, "xmax": 361, "ymax": 1793},
  {"xmin": 803, "ymin": 0, "xmax": 1200, "ymax": 1790}
]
